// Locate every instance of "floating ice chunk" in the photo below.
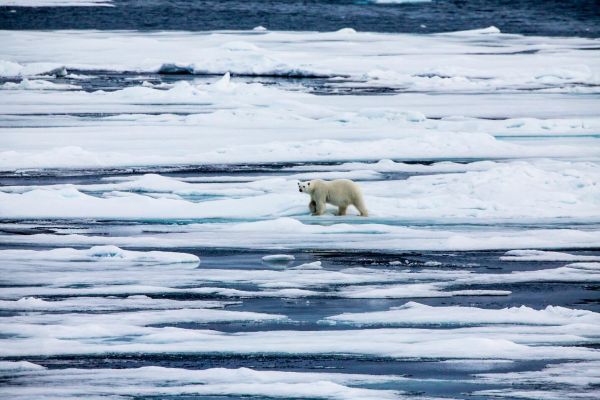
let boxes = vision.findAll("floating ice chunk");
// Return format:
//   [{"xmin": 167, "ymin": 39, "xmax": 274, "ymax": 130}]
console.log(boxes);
[
  {"xmin": 1, "ymin": 79, "xmax": 80, "ymax": 90},
  {"xmin": 262, "ymin": 254, "xmax": 296, "ymax": 262},
  {"xmin": 0, "ymin": 245, "xmax": 200, "ymax": 265},
  {"xmin": 0, "ymin": 0, "xmax": 114, "ymax": 6},
  {"xmin": 473, "ymin": 389, "xmax": 598, "ymax": 399},
  {"xmin": 0, "ymin": 61, "xmax": 68, "ymax": 77},
  {"xmin": 335, "ymin": 28, "xmax": 357, "ymax": 34},
  {"xmin": 0, "ymin": 361, "xmax": 45, "ymax": 371},
  {"xmin": 324, "ymin": 302, "xmax": 600, "ymax": 326},
  {"xmin": 252, "ymin": 26, "xmax": 267, "ymax": 32},
  {"xmin": 2, "ymin": 324, "xmax": 599, "ymax": 359},
  {"xmin": 289, "ymin": 159, "xmax": 498, "ymax": 173},
  {"xmin": 444, "ymin": 26, "xmax": 502, "ymax": 35},
  {"xmin": 477, "ymin": 360, "xmax": 600, "ymax": 386},
  {"xmin": 3, "ymin": 219, "xmax": 600, "ymax": 253},
  {"xmin": 501, "ymin": 250, "xmax": 600, "ymax": 262},
  {"xmin": 291, "ymin": 261, "xmax": 323, "ymax": 270},
  {"xmin": 213, "ymin": 71, "xmax": 234, "ymax": 91},
  {"xmin": 423, "ymin": 261, "xmax": 442, "ymax": 266},
  {"xmin": 0, "ymin": 296, "xmax": 230, "ymax": 312},
  {"xmin": 2, "ymin": 308, "xmax": 287, "ymax": 326},
  {"xmin": 474, "ymin": 361, "xmax": 600, "ymax": 399},
  {"xmin": 0, "ymin": 367, "xmax": 403, "ymax": 400}
]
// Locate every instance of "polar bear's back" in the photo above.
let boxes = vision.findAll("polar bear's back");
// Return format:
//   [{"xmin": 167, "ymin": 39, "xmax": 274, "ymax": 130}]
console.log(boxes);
[{"xmin": 315, "ymin": 179, "xmax": 363, "ymax": 206}]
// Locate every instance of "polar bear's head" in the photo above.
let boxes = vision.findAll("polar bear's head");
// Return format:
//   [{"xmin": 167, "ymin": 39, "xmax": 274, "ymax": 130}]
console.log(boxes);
[{"xmin": 297, "ymin": 180, "xmax": 314, "ymax": 194}]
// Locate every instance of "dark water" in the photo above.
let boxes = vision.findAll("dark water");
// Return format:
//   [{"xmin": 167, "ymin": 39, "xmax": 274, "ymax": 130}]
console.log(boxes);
[{"xmin": 1, "ymin": 0, "xmax": 599, "ymax": 37}]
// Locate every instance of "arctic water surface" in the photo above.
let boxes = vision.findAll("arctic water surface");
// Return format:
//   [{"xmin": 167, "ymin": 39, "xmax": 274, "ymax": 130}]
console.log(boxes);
[{"xmin": 1, "ymin": 1, "xmax": 600, "ymax": 399}]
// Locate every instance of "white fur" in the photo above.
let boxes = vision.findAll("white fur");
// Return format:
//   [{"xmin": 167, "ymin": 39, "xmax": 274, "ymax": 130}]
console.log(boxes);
[{"xmin": 298, "ymin": 179, "xmax": 368, "ymax": 217}]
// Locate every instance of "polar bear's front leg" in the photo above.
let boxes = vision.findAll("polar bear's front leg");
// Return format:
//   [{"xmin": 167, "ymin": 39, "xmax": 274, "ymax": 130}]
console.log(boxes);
[
  {"xmin": 309, "ymin": 200, "xmax": 316, "ymax": 214},
  {"xmin": 337, "ymin": 205, "xmax": 347, "ymax": 216},
  {"xmin": 313, "ymin": 200, "xmax": 326, "ymax": 216}
]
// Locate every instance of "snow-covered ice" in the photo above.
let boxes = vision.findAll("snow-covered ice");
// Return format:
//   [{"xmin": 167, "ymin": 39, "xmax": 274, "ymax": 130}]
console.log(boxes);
[
  {"xmin": 0, "ymin": 366, "xmax": 406, "ymax": 400},
  {"xmin": 1, "ymin": 29, "xmax": 597, "ymax": 88},
  {"xmin": 2, "ymin": 322, "xmax": 599, "ymax": 359},
  {"xmin": 0, "ymin": 245, "xmax": 199, "ymax": 265},
  {"xmin": 501, "ymin": 249, "xmax": 600, "ymax": 262},
  {"xmin": 1, "ymin": 29, "xmax": 599, "ymax": 170},
  {"xmin": 474, "ymin": 361, "xmax": 600, "ymax": 399},
  {"xmin": 1, "ymin": 24, "xmax": 598, "ymax": 400},
  {"xmin": 324, "ymin": 302, "xmax": 600, "ymax": 326},
  {"xmin": 0, "ymin": 0, "xmax": 113, "ymax": 6},
  {"xmin": 1, "ymin": 161, "xmax": 598, "ymax": 223}
]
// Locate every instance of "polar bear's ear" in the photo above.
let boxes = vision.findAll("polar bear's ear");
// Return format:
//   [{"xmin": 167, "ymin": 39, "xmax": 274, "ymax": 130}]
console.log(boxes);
[{"xmin": 307, "ymin": 182, "xmax": 310, "ymax": 186}]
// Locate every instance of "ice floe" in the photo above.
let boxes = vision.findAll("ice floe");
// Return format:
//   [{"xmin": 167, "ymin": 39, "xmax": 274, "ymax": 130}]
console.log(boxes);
[
  {"xmin": 474, "ymin": 361, "xmax": 600, "ymax": 399},
  {"xmin": 1, "ymin": 70, "xmax": 598, "ymax": 169},
  {"xmin": 0, "ymin": 361, "xmax": 45, "ymax": 371},
  {"xmin": 0, "ymin": 78, "xmax": 81, "ymax": 90},
  {"xmin": 0, "ymin": 245, "xmax": 199, "ymax": 265},
  {"xmin": 0, "ymin": 0, "xmax": 113, "ymax": 6},
  {"xmin": 1, "ymin": 323, "xmax": 599, "ymax": 359},
  {"xmin": 1, "ymin": 161, "xmax": 598, "ymax": 222},
  {"xmin": 0, "ymin": 366, "xmax": 405, "ymax": 400},
  {"xmin": 1, "ymin": 308, "xmax": 286, "ymax": 327},
  {"xmin": 501, "ymin": 249, "xmax": 600, "ymax": 262},
  {"xmin": 0, "ymin": 296, "xmax": 232, "ymax": 312},
  {"xmin": 262, "ymin": 254, "xmax": 296, "ymax": 262},
  {"xmin": 2, "ymin": 219, "xmax": 599, "ymax": 252},
  {"xmin": 0, "ymin": 27, "xmax": 598, "ymax": 170},
  {"xmin": 1, "ymin": 29, "xmax": 597, "ymax": 90},
  {"xmin": 324, "ymin": 302, "xmax": 600, "ymax": 326}
]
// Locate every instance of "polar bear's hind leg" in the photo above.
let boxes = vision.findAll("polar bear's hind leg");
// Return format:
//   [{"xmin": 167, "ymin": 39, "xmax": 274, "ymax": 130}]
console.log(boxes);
[
  {"xmin": 353, "ymin": 198, "xmax": 369, "ymax": 217},
  {"xmin": 337, "ymin": 205, "xmax": 347, "ymax": 216}
]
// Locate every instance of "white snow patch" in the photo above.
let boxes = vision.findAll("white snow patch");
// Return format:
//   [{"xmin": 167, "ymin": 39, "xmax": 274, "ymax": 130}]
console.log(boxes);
[
  {"xmin": 0, "ymin": 296, "xmax": 232, "ymax": 312},
  {"xmin": 324, "ymin": 302, "xmax": 600, "ymax": 326},
  {"xmin": 0, "ymin": 367, "xmax": 404, "ymax": 400},
  {"xmin": 0, "ymin": 361, "xmax": 45, "ymax": 371},
  {"xmin": 1, "ymin": 79, "xmax": 80, "ymax": 90},
  {"xmin": 0, "ymin": 0, "xmax": 113, "ymax": 6},
  {"xmin": 0, "ymin": 245, "xmax": 199, "ymax": 265},
  {"xmin": 262, "ymin": 254, "xmax": 296, "ymax": 262},
  {"xmin": 501, "ymin": 250, "xmax": 600, "ymax": 262}
]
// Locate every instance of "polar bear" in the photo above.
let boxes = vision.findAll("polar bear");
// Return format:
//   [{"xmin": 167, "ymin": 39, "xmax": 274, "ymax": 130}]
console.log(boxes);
[{"xmin": 298, "ymin": 179, "xmax": 368, "ymax": 217}]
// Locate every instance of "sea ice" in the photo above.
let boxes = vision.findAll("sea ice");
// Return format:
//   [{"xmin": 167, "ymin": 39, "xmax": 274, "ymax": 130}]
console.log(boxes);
[
  {"xmin": 501, "ymin": 249, "xmax": 600, "ymax": 262},
  {"xmin": 324, "ymin": 302, "xmax": 600, "ymax": 326},
  {"xmin": 0, "ymin": 245, "xmax": 200, "ymax": 265},
  {"xmin": 0, "ymin": 366, "xmax": 405, "ymax": 400},
  {"xmin": 0, "ymin": 0, "xmax": 113, "ymax": 6}
]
